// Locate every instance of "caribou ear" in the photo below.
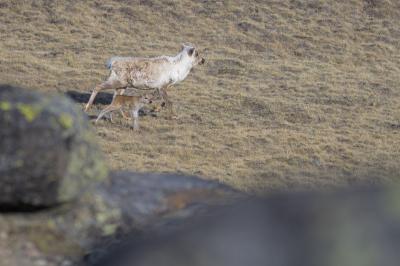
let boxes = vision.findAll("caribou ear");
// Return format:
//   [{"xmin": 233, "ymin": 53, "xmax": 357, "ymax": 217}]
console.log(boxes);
[
  {"xmin": 181, "ymin": 43, "xmax": 186, "ymax": 50},
  {"xmin": 188, "ymin": 47, "xmax": 195, "ymax": 56}
]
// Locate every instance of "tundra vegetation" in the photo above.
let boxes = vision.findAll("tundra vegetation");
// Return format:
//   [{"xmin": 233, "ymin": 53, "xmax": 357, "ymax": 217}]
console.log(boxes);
[
  {"xmin": 1, "ymin": 1, "xmax": 400, "ymax": 265},
  {"xmin": 0, "ymin": 0, "xmax": 399, "ymax": 194}
]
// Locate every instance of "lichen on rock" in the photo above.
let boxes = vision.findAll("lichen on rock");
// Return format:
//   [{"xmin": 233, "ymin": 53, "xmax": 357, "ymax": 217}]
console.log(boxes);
[
  {"xmin": 0, "ymin": 101, "xmax": 11, "ymax": 111},
  {"xmin": 58, "ymin": 113, "xmax": 74, "ymax": 129},
  {"xmin": 0, "ymin": 84, "xmax": 108, "ymax": 207},
  {"xmin": 16, "ymin": 103, "xmax": 42, "ymax": 122}
]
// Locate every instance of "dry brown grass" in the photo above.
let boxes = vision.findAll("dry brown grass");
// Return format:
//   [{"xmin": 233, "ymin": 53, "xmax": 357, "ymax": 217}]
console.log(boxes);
[{"xmin": 1, "ymin": 0, "xmax": 399, "ymax": 193}]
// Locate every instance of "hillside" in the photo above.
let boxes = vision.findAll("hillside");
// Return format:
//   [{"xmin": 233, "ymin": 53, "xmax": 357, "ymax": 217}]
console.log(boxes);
[{"xmin": 1, "ymin": 0, "xmax": 399, "ymax": 193}]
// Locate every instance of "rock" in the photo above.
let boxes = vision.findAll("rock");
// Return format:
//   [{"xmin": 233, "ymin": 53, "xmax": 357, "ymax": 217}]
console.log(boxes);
[
  {"xmin": 59, "ymin": 171, "xmax": 240, "ymax": 250},
  {"xmin": 0, "ymin": 85, "xmax": 241, "ymax": 265},
  {"xmin": 0, "ymin": 171, "xmax": 240, "ymax": 265},
  {"xmin": 91, "ymin": 185, "xmax": 400, "ymax": 266},
  {"xmin": 97, "ymin": 171, "xmax": 239, "ymax": 228},
  {"xmin": 0, "ymin": 85, "xmax": 108, "ymax": 208}
]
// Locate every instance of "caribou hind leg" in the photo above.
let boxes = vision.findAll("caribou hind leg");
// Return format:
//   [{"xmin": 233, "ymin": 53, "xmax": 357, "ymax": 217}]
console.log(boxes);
[{"xmin": 85, "ymin": 79, "xmax": 126, "ymax": 112}]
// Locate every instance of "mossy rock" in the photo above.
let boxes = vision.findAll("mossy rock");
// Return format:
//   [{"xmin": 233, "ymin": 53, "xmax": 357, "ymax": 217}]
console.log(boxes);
[
  {"xmin": 57, "ymin": 171, "xmax": 240, "ymax": 249},
  {"xmin": 0, "ymin": 171, "xmax": 240, "ymax": 265},
  {"xmin": 0, "ymin": 85, "xmax": 108, "ymax": 208}
]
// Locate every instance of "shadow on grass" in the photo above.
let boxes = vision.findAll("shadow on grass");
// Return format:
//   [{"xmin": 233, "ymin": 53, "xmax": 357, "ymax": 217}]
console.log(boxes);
[
  {"xmin": 66, "ymin": 90, "xmax": 160, "ymax": 121},
  {"xmin": 65, "ymin": 90, "xmax": 113, "ymax": 105}
]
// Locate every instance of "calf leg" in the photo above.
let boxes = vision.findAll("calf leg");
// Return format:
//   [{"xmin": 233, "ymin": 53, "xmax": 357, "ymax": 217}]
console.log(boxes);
[
  {"xmin": 111, "ymin": 88, "xmax": 130, "ymax": 120},
  {"xmin": 85, "ymin": 79, "xmax": 125, "ymax": 112},
  {"xmin": 119, "ymin": 109, "xmax": 131, "ymax": 120},
  {"xmin": 114, "ymin": 88, "xmax": 131, "ymax": 119},
  {"xmin": 95, "ymin": 105, "xmax": 121, "ymax": 124}
]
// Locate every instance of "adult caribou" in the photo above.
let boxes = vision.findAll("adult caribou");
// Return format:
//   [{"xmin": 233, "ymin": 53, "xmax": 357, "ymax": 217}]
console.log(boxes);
[{"xmin": 84, "ymin": 44, "xmax": 205, "ymax": 118}]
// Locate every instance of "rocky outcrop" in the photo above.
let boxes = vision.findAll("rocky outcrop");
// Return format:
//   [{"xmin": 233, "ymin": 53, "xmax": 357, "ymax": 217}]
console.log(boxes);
[
  {"xmin": 92, "ymin": 186, "xmax": 400, "ymax": 266},
  {"xmin": 0, "ymin": 85, "xmax": 108, "ymax": 208},
  {"xmin": 0, "ymin": 171, "xmax": 240, "ymax": 266}
]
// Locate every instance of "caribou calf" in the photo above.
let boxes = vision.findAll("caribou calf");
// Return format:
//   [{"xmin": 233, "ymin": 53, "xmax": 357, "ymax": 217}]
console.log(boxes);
[{"xmin": 95, "ymin": 94, "xmax": 153, "ymax": 131}]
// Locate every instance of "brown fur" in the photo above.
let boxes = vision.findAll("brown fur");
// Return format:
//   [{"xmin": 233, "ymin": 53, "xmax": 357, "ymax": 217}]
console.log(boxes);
[{"xmin": 95, "ymin": 94, "xmax": 153, "ymax": 131}]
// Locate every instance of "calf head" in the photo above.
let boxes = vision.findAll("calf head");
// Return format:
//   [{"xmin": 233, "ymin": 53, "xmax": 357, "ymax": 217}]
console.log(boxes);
[{"xmin": 140, "ymin": 94, "xmax": 153, "ymax": 105}]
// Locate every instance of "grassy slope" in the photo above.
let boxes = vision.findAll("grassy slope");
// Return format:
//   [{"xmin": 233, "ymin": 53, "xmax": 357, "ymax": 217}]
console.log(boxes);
[{"xmin": 0, "ymin": 0, "xmax": 399, "ymax": 193}]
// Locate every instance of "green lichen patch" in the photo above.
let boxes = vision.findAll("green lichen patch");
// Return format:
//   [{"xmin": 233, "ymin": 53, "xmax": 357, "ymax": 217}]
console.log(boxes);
[
  {"xmin": 16, "ymin": 103, "xmax": 41, "ymax": 122},
  {"xmin": 92, "ymin": 194, "xmax": 121, "ymax": 236},
  {"xmin": 58, "ymin": 113, "xmax": 74, "ymax": 129},
  {"xmin": 58, "ymin": 137, "xmax": 108, "ymax": 202},
  {"xmin": 102, "ymin": 224, "xmax": 118, "ymax": 236},
  {"xmin": 0, "ymin": 101, "xmax": 11, "ymax": 111}
]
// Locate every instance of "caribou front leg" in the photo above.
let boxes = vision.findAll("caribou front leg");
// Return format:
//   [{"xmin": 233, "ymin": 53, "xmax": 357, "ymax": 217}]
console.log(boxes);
[
  {"xmin": 158, "ymin": 86, "xmax": 176, "ymax": 119},
  {"xmin": 130, "ymin": 108, "xmax": 140, "ymax": 131}
]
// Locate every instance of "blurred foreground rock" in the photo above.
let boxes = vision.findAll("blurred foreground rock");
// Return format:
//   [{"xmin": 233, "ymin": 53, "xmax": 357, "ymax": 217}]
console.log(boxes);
[
  {"xmin": 0, "ymin": 86, "xmax": 240, "ymax": 265},
  {"xmin": 92, "ymin": 186, "xmax": 400, "ymax": 266},
  {"xmin": 55, "ymin": 171, "xmax": 239, "ymax": 251},
  {"xmin": 0, "ymin": 85, "xmax": 107, "ymax": 207},
  {"xmin": 0, "ymin": 171, "xmax": 239, "ymax": 266}
]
